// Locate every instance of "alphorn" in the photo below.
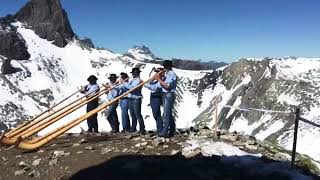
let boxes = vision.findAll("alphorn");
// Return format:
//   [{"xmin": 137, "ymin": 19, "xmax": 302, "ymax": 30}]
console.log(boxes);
[{"xmin": 16, "ymin": 73, "xmax": 159, "ymax": 150}]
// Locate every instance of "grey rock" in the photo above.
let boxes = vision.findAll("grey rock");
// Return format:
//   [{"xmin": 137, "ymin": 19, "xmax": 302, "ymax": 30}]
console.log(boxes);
[
  {"xmin": 23, "ymin": 166, "xmax": 31, "ymax": 172},
  {"xmin": 28, "ymin": 170, "xmax": 40, "ymax": 178},
  {"xmin": 49, "ymin": 158, "xmax": 58, "ymax": 166},
  {"xmin": 245, "ymin": 144, "xmax": 258, "ymax": 151},
  {"xmin": 18, "ymin": 161, "xmax": 29, "ymax": 167},
  {"xmin": 85, "ymin": 146, "xmax": 94, "ymax": 150},
  {"xmin": 146, "ymin": 145, "xmax": 154, "ymax": 149},
  {"xmin": 135, "ymin": 143, "xmax": 141, "ymax": 148},
  {"xmin": 182, "ymin": 148, "xmax": 202, "ymax": 158},
  {"xmin": 76, "ymin": 151, "xmax": 83, "ymax": 154},
  {"xmin": 14, "ymin": 0, "xmax": 75, "ymax": 47},
  {"xmin": 101, "ymin": 147, "xmax": 113, "ymax": 154},
  {"xmin": 220, "ymin": 134, "xmax": 239, "ymax": 142},
  {"xmin": 15, "ymin": 170, "xmax": 26, "ymax": 176},
  {"xmin": 77, "ymin": 37, "xmax": 94, "ymax": 49},
  {"xmin": 232, "ymin": 141, "xmax": 245, "ymax": 147},
  {"xmin": 197, "ymin": 129, "xmax": 213, "ymax": 136},
  {"xmin": 72, "ymin": 143, "xmax": 81, "ymax": 147},
  {"xmin": 79, "ymin": 138, "xmax": 88, "ymax": 144},
  {"xmin": 52, "ymin": 150, "xmax": 65, "ymax": 158},
  {"xmin": 163, "ymin": 145, "xmax": 169, "ymax": 148},
  {"xmin": 171, "ymin": 150, "xmax": 181, "ymax": 155},
  {"xmin": 0, "ymin": 18, "xmax": 30, "ymax": 61},
  {"xmin": 32, "ymin": 158, "xmax": 41, "ymax": 166},
  {"xmin": 124, "ymin": 135, "xmax": 133, "ymax": 139},
  {"xmin": 246, "ymin": 139, "xmax": 257, "ymax": 146},
  {"xmin": 153, "ymin": 138, "xmax": 165, "ymax": 146},
  {"xmin": 1, "ymin": 156, "xmax": 7, "ymax": 162},
  {"xmin": 122, "ymin": 148, "xmax": 128, "ymax": 153},
  {"xmin": 1, "ymin": 58, "xmax": 23, "ymax": 75}
]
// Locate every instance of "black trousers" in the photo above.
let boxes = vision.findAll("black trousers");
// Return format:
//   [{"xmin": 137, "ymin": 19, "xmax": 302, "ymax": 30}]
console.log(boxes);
[{"xmin": 86, "ymin": 99, "xmax": 99, "ymax": 132}]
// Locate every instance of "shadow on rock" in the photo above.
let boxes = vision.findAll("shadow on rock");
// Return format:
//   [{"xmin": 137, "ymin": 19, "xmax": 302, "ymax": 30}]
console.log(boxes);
[{"xmin": 69, "ymin": 154, "xmax": 314, "ymax": 180}]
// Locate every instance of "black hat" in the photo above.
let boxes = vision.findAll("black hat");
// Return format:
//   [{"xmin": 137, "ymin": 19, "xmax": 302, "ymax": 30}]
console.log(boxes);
[
  {"xmin": 130, "ymin": 67, "xmax": 141, "ymax": 74},
  {"xmin": 120, "ymin": 72, "xmax": 129, "ymax": 79},
  {"xmin": 162, "ymin": 60, "xmax": 173, "ymax": 68},
  {"xmin": 108, "ymin": 73, "xmax": 118, "ymax": 80},
  {"xmin": 87, "ymin": 75, "xmax": 98, "ymax": 82}
]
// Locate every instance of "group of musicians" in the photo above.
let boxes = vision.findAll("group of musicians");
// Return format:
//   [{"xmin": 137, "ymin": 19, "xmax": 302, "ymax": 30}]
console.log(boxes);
[{"xmin": 80, "ymin": 60, "xmax": 177, "ymax": 138}]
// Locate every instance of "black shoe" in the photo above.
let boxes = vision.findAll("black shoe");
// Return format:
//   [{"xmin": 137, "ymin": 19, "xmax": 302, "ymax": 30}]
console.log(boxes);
[
  {"xmin": 111, "ymin": 130, "xmax": 119, "ymax": 133},
  {"xmin": 138, "ymin": 130, "xmax": 146, "ymax": 135},
  {"xmin": 128, "ymin": 129, "xmax": 137, "ymax": 133}
]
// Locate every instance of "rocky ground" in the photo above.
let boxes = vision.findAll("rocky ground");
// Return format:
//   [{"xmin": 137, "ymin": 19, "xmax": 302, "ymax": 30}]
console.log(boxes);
[{"xmin": 0, "ymin": 129, "xmax": 319, "ymax": 180}]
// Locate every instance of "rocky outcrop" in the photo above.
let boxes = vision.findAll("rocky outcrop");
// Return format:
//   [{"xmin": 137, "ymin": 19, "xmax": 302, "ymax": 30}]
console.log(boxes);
[
  {"xmin": 0, "ymin": 17, "xmax": 30, "ymax": 60},
  {"xmin": 1, "ymin": 58, "xmax": 22, "ymax": 75},
  {"xmin": 14, "ymin": 0, "xmax": 75, "ymax": 47},
  {"xmin": 171, "ymin": 59, "xmax": 228, "ymax": 70},
  {"xmin": 77, "ymin": 37, "xmax": 95, "ymax": 49}
]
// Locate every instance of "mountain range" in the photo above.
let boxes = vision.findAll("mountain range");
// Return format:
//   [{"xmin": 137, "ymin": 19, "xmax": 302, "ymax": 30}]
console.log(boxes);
[{"xmin": 1, "ymin": 0, "xmax": 320, "ymax": 164}]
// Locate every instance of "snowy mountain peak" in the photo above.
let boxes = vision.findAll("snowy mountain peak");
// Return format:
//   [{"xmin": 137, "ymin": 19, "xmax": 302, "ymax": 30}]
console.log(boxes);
[
  {"xmin": 14, "ymin": 0, "xmax": 74, "ymax": 47},
  {"xmin": 127, "ymin": 45, "xmax": 156, "ymax": 61}
]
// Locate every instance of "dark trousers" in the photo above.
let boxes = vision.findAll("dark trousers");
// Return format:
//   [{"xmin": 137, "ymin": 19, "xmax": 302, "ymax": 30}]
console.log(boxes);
[
  {"xmin": 106, "ymin": 103, "xmax": 119, "ymax": 132},
  {"xmin": 159, "ymin": 93, "xmax": 176, "ymax": 137},
  {"xmin": 150, "ymin": 96, "xmax": 163, "ymax": 133},
  {"xmin": 120, "ymin": 98, "xmax": 130, "ymax": 131},
  {"xmin": 129, "ymin": 98, "xmax": 145, "ymax": 131},
  {"xmin": 86, "ymin": 99, "xmax": 99, "ymax": 133}
]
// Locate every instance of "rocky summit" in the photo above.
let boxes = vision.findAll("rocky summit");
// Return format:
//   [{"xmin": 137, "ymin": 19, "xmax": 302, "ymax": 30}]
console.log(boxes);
[
  {"xmin": 0, "ymin": 17, "xmax": 30, "ymax": 61},
  {"xmin": 0, "ymin": 130, "xmax": 318, "ymax": 180},
  {"xmin": 14, "ymin": 0, "xmax": 74, "ymax": 47}
]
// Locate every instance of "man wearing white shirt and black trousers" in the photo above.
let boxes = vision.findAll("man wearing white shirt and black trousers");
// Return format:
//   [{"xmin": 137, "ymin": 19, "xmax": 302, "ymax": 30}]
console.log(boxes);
[{"xmin": 80, "ymin": 75, "xmax": 100, "ymax": 133}]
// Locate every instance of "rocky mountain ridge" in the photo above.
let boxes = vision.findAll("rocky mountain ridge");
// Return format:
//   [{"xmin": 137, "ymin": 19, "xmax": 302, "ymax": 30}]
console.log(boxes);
[{"xmin": 0, "ymin": 130, "xmax": 318, "ymax": 179}]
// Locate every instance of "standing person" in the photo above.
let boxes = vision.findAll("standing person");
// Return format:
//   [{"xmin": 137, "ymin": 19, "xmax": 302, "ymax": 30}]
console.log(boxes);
[
  {"xmin": 119, "ymin": 68, "xmax": 145, "ymax": 135},
  {"xmin": 144, "ymin": 68, "xmax": 164, "ymax": 134},
  {"xmin": 119, "ymin": 72, "xmax": 131, "ymax": 132},
  {"xmin": 104, "ymin": 74, "xmax": 120, "ymax": 133},
  {"xmin": 155, "ymin": 60, "xmax": 177, "ymax": 137},
  {"xmin": 80, "ymin": 75, "xmax": 100, "ymax": 133}
]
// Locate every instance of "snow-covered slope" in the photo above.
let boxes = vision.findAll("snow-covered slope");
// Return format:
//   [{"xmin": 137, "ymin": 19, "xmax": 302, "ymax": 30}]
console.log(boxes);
[
  {"xmin": 193, "ymin": 58, "xmax": 320, "ymax": 161},
  {"xmin": 127, "ymin": 45, "xmax": 156, "ymax": 61},
  {"xmin": 0, "ymin": 22, "xmax": 215, "ymax": 137}
]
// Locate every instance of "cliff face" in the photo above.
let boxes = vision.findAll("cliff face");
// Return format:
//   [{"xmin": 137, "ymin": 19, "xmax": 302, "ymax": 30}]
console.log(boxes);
[
  {"xmin": 14, "ymin": 0, "xmax": 75, "ymax": 47},
  {"xmin": 0, "ymin": 17, "xmax": 30, "ymax": 61}
]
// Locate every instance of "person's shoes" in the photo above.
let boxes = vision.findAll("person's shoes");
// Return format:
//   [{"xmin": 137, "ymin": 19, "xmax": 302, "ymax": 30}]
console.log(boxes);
[
  {"xmin": 111, "ymin": 130, "xmax": 119, "ymax": 133},
  {"xmin": 138, "ymin": 130, "xmax": 146, "ymax": 135},
  {"xmin": 128, "ymin": 129, "xmax": 137, "ymax": 133},
  {"xmin": 121, "ymin": 130, "xmax": 126, "ymax": 133},
  {"xmin": 168, "ymin": 131, "xmax": 175, "ymax": 138}
]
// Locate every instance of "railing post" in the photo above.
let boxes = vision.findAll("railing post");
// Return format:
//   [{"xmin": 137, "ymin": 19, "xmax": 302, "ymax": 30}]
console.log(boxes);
[{"xmin": 291, "ymin": 108, "xmax": 300, "ymax": 168}]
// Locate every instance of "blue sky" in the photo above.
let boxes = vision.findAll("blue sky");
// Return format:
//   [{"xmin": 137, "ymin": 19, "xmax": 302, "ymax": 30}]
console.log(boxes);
[{"xmin": 1, "ymin": 0, "xmax": 320, "ymax": 62}]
